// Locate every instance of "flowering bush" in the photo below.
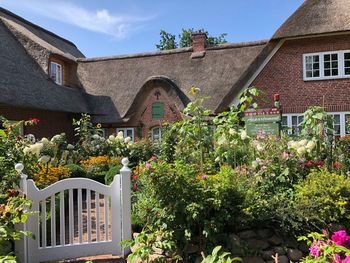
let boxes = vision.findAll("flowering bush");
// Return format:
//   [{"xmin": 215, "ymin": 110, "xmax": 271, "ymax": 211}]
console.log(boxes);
[
  {"xmin": 33, "ymin": 165, "xmax": 71, "ymax": 189},
  {"xmin": 299, "ymin": 230, "xmax": 350, "ymax": 262}
]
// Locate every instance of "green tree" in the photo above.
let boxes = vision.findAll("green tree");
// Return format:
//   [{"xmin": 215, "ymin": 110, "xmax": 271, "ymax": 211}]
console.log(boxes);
[
  {"xmin": 155, "ymin": 30, "xmax": 178, "ymax": 50},
  {"xmin": 156, "ymin": 28, "xmax": 227, "ymax": 50}
]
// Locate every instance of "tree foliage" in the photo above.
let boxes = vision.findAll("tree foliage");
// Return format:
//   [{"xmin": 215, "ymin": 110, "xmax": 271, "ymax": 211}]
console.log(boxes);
[{"xmin": 156, "ymin": 28, "xmax": 227, "ymax": 50}]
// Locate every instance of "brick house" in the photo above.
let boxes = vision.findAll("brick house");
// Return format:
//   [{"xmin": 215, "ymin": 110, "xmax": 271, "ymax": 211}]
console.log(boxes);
[{"xmin": 1, "ymin": 0, "xmax": 350, "ymax": 141}]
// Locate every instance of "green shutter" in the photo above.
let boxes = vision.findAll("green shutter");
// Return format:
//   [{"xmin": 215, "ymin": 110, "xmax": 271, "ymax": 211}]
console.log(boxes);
[{"xmin": 152, "ymin": 102, "xmax": 164, "ymax": 119}]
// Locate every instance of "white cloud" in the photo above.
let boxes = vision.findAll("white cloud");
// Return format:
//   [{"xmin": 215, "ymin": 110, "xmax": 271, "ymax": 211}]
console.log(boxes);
[{"xmin": 1, "ymin": 0, "xmax": 154, "ymax": 39}]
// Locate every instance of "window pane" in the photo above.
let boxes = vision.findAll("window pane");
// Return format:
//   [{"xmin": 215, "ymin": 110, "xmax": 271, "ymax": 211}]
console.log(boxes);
[
  {"xmin": 332, "ymin": 61, "xmax": 338, "ymax": 68},
  {"xmin": 324, "ymin": 54, "xmax": 330, "ymax": 61},
  {"xmin": 306, "ymin": 71, "xmax": 312, "ymax": 78},
  {"xmin": 305, "ymin": 56, "xmax": 312, "ymax": 63},
  {"xmin": 324, "ymin": 62, "xmax": 330, "ymax": 69},
  {"xmin": 313, "ymin": 56, "xmax": 319, "ymax": 62},
  {"xmin": 332, "ymin": 69, "xmax": 338, "ymax": 76},
  {"xmin": 345, "ymin": 68, "xmax": 350, "ymax": 75},
  {"xmin": 345, "ymin": 61, "xmax": 350, "ymax": 67},
  {"xmin": 324, "ymin": 69, "xmax": 331, "ymax": 76},
  {"xmin": 345, "ymin": 53, "xmax": 350, "ymax": 60},
  {"xmin": 306, "ymin": 64, "xmax": 312, "ymax": 70},
  {"xmin": 332, "ymin": 53, "xmax": 338, "ymax": 60},
  {"xmin": 313, "ymin": 63, "xmax": 319, "ymax": 70},
  {"xmin": 314, "ymin": 70, "xmax": 320, "ymax": 77},
  {"xmin": 346, "ymin": 114, "xmax": 350, "ymax": 134}
]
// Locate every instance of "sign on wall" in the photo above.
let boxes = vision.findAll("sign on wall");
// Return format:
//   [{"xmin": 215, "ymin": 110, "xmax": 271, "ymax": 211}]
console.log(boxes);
[{"xmin": 244, "ymin": 108, "xmax": 282, "ymax": 137}]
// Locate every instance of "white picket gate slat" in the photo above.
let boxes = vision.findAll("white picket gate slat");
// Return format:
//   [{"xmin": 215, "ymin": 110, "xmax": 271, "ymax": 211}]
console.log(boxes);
[{"xmin": 15, "ymin": 158, "xmax": 132, "ymax": 263}]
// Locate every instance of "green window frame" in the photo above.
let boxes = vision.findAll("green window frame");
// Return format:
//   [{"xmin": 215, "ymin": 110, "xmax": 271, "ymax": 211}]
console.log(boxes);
[{"xmin": 152, "ymin": 102, "xmax": 164, "ymax": 120}]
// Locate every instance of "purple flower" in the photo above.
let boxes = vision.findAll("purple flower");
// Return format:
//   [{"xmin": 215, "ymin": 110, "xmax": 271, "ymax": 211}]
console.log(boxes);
[
  {"xmin": 332, "ymin": 230, "xmax": 349, "ymax": 246},
  {"xmin": 200, "ymin": 175, "xmax": 207, "ymax": 180}
]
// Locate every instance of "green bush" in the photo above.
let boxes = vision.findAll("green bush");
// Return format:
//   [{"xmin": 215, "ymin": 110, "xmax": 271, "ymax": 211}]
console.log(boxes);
[
  {"xmin": 65, "ymin": 164, "xmax": 86, "ymax": 178},
  {"xmin": 276, "ymin": 170, "xmax": 350, "ymax": 234},
  {"xmin": 133, "ymin": 161, "xmax": 247, "ymax": 254},
  {"xmin": 104, "ymin": 165, "xmax": 122, "ymax": 185}
]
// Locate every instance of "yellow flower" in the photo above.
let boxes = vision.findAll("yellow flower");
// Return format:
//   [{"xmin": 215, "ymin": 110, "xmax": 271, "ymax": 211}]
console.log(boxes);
[
  {"xmin": 96, "ymin": 123, "xmax": 102, "ymax": 129},
  {"xmin": 337, "ymin": 201, "xmax": 348, "ymax": 206},
  {"xmin": 190, "ymin": 86, "xmax": 200, "ymax": 96}
]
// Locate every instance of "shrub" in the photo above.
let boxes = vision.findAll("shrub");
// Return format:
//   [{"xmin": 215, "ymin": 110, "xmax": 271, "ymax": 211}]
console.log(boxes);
[
  {"xmin": 276, "ymin": 170, "xmax": 350, "ymax": 234},
  {"xmin": 65, "ymin": 164, "xmax": 86, "ymax": 178},
  {"xmin": 32, "ymin": 165, "xmax": 71, "ymax": 188},
  {"xmin": 104, "ymin": 165, "xmax": 122, "ymax": 185}
]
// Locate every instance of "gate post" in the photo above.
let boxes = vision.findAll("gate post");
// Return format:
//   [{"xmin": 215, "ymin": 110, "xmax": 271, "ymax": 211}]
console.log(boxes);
[
  {"xmin": 120, "ymin": 158, "xmax": 132, "ymax": 256},
  {"xmin": 14, "ymin": 163, "xmax": 28, "ymax": 263}
]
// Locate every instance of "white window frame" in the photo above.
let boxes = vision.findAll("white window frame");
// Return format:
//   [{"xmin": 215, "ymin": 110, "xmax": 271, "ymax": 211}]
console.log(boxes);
[
  {"xmin": 303, "ymin": 50, "xmax": 350, "ymax": 81},
  {"xmin": 283, "ymin": 112, "xmax": 350, "ymax": 137},
  {"xmin": 116, "ymin": 128, "xmax": 134, "ymax": 142},
  {"xmin": 50, "ymin": 62, "xmax": 63, "ymax": 85},
  {"xmin": 151, "ymin": 126, "xmax": 162, "ymax": 142}
]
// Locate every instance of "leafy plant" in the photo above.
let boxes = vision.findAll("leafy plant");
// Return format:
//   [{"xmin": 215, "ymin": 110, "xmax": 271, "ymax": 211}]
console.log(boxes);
[{"xmin": 201, "ymin": 246, "xmax": 241, "ymax": 263}]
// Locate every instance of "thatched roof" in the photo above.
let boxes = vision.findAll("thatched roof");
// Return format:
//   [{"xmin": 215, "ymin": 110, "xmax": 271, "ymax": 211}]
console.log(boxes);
[
  {"xmin": 0, "ymin": 8, "xmax": 84, "ymax": 60},
  {"xmin": 77, "ymin": 41, "xmax": 267, "ymax": 123},
  {"xmin": 0, "ymin": 19, "xmax": 91, "ymax": 114},
  {"xmin": 273, "ymin": 0, "xmax": 350, "ymax": 39}
]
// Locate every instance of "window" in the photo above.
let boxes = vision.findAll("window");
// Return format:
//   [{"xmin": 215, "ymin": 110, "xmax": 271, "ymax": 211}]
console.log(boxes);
[
  {"xmin": 50, "ymin": 62, "xmax": 62, "ymax": 85},
  {"xmin": 304, "ymin": 54, "xmax": 320, "ymax": 78},
  {"xmin": 303, "ymin": 50, "xmax": 350, "ymax": 80},
  {"xmin": 116, "ymin": 128, "xmax": 134, "ymax": 142},
  {"xmin": 152, "ymin": 102, "xmax": 164, "ymax": 120},
  {"xmin": 283, "ymin": 112, "xmax": 350, "ymax": 137},
  {"xmin": 151, "ymin": 127, "xmax": 162, "ymax": 141},
  {"xmin": 330, "ymin": 114, "xmax": 341, "ymax": 137}
]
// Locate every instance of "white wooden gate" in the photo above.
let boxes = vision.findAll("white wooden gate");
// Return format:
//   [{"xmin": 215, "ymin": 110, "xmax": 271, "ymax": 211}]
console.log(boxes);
[{"xmin": 15, "ymin": 158, "xmax": 132, "ymax": 263}]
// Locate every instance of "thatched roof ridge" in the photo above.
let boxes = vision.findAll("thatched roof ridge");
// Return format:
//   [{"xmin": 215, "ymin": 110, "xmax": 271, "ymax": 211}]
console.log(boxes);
[
  {"xmin": 78, "ymin": 40, "xmax": 268, "ymax": 63},
  {"xmin": 273, "ymin": 0, "xmax": 350, "ymax": 40},
  {"xmin": 77, "ymin": 41, "xmax": 267, "ymax": 123}
]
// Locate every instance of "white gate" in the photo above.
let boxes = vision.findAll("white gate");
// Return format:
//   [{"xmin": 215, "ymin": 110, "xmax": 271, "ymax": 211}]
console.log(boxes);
[{"xmin": 15, "ymin": 158, "xmax": 132, "ymax": 263}]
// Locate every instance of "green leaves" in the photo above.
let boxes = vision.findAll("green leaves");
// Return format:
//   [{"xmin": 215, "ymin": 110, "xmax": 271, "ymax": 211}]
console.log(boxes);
[{"xmin": 201, "ymin": 246, "xmax": 241, "ymax": 263}]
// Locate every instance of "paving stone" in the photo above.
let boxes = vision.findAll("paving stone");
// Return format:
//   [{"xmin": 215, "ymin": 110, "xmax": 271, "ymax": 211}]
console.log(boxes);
[
  {"xmin": 268, "ymin": 235, "xmax": 283, "ymax": 246},
  {"xmin": 257, "ymin": 228, "xmax": 273, "ymax": 239},
  {"xmin": 261, "ymin": 250, "xmax": 275, "ymax": 260},
  {"xmin": 246, "ymin": 239, "xmax": 270, "ymax": 250},
  {"xmin": 243, "ymin": 256, "xmax": 265, "ymax": 263},
  {"xmin": 287, "ymin": 248, "xmax": 303, "ymax": 261},
  {"xmin": 238, "ymin": 230, "xmax": 257, "ymax": 240},
  {"xmin": 274, "ymin": 246, "xmax": 286, "ymax": 255}
]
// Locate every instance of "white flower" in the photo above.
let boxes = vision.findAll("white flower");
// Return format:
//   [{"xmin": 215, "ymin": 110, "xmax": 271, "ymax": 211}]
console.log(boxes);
[
  {"xmin": 38, "ymin": 155, "xmax": 50, "ymax": 164},
  {"xmin": 240, "ymin": 130, "xmax": 247, "ymax": 140},
  {"xmin": 67, "ymin": 144, "xmax": 74, "ymax": 150},
  {"xmin": 23, "ymin": 147, "xmax": 30, "ymax": 155},
  {"xmin": 299, "ymin": 139, "xmax": 308, "ymax": 147},
  {"xmin": 116, "ymin": 131, "xmax": 124, "ymax": 141},
  {"xmin": 108, "ymin": 135, "xmax": 115, "ymax": 141},
  {"xmin": 256, "ymin": 144, "xmax": 264, "ymax": 152},
  {"xmin": 41, "ymin": 137, "xmax": 49, "ymax": 144},
  {"xmin": 297, "ymin": 146, "xmax": 306, "ymax": 156},
  {"xmin": 29, "ymin": 143, "xmax": 43, "ymax": 157},
  {"xmin": 229, "ymin": 128, "xmax": 236, "ymax": 135},
  {"xmin": 124, "ymin": 137, "xmax": 131, "ymax": 143},
  {"xmin": 252, "ymin": 160, "xmax": 259, "ymax": 169},
  {"xmin": 51, "ymin": 134, "xmax": 61, "ymax": 142},
  {"xmin": 306, "ymin": 140, "xmax": 316, "ymax": 152},
  {"xmin": 215, "ymin": 157, "xmax": 220, "ymax": 162},
  {"xmin": 217, "ymin": 135, "xmax": 228, "ymax": 146},
  {"xmin": 92, "ymin": 134, "xmax": 100, "ymax": 140}
]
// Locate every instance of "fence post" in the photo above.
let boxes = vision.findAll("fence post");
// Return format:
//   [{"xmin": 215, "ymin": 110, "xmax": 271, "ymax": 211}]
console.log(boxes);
[
  {"xmin": 14, "ymin": 163, "xmax": 28, "ymax": 263},
  {"xmin": 120, "ymin": 157, "xmax": 132, "ymax": 257}
]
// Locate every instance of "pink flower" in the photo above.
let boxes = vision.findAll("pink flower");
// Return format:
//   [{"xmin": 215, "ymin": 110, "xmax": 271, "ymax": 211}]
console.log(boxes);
[
  {"xmin": 200, "ymin": 175, "xmax": 207, "ymax": 180},
  {"xmin": 343, "ymin": 256, "xmax": 350, "ymax": 263},
  {"xmin": 282, "ymin": 151, "xmax": 290, "ymax": 159},
  {"xmin": 310, "ymin": 242, "xmax": 321, "ymax": 257},
  {"xmin": 333, "ymin": 254, "xmax": 342, "ymax": 263},
  {"xmin": 332, "ymin": 230, "xmax": 349, "ymax": 247},
  {"xmin": 145, "ymin": 163, "xmax": 152, "ymax": 169}
]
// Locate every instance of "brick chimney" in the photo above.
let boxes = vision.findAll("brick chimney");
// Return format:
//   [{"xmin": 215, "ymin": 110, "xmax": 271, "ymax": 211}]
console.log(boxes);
[{"xmin": 191, "ymin": 32, "xmax": 207, "ymax": 58}]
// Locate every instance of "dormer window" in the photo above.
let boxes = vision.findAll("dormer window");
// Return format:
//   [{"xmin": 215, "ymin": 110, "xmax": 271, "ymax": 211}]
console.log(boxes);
[{"xmin": 50, "ymin": 62, "xmax": 62, "ymax": 85}]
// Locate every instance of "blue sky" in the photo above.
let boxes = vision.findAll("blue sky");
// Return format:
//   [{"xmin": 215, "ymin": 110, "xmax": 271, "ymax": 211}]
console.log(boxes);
[{"xmin": 0, "ymin": 0, "xmax": 304, "ymax": 58}]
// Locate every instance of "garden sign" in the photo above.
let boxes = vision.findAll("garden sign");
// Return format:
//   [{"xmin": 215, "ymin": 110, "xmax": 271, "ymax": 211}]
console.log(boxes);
[{"xmin": 244, "ymin": 108, "xmax": 282, "ymax": 137}]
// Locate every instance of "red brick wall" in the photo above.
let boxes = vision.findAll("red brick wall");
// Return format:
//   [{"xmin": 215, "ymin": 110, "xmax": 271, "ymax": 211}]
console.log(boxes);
[
  {"xmin": 252, "ymin": 34, "xmax": 350, "ymax": 113},
  {"xmin": 107, "ymin": 86, "xmax": 183, "ymax": 140},
  {"xmin": 0, "ymin": 106, "xmax": 77, "ymax": 141}
]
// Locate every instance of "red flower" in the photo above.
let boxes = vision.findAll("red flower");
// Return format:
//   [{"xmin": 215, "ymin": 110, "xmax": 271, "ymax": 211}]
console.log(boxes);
[
  {"xmin": 7, "ymin": 188, "xmax": 20, "ymax": 197},
  {"xmin": 30, "ymin": 118, "xmax": 40, "ymax": 124},
  {"xmin": 333, "ymin": 161, "xmax": 342, "ymax": 170},
  {"xmin": 149, "ymin": 156, "xmax": 157, "ymax": 161},
  {"xmin": 133, "ymin": 184, "xmax": 138, "ymax": 192},
  {"xmin": 133, "ymin": 175, "xmax": 139, "ymax": 181}
]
